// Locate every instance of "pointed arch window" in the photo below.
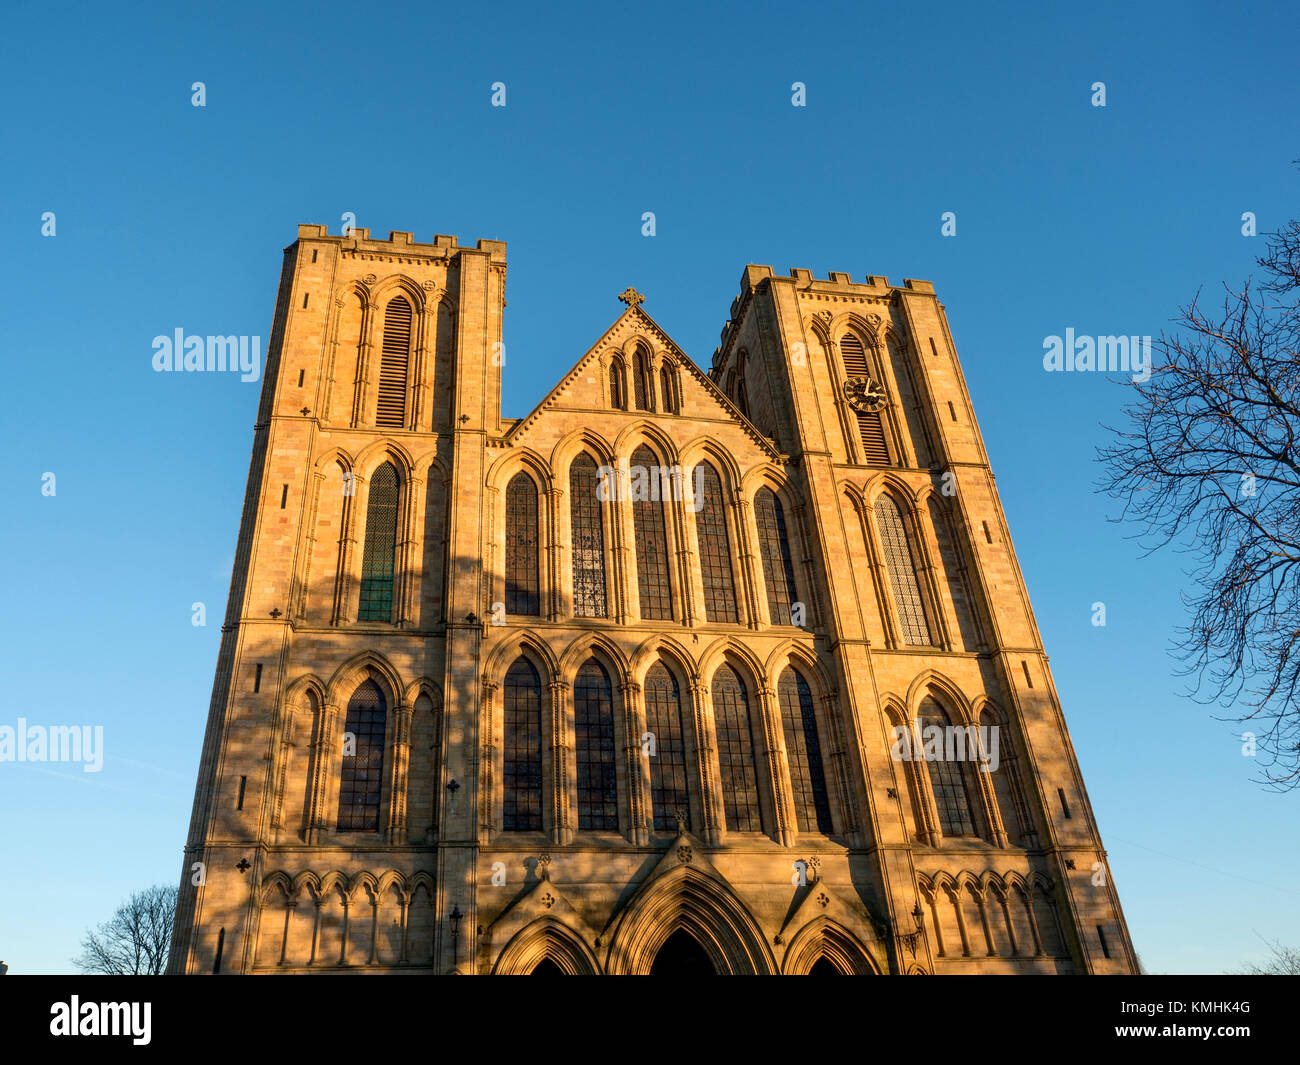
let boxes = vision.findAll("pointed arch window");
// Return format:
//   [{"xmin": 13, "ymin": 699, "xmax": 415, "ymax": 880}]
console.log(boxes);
[
  {"xmin": 659, "ymin": 365, "xmax": 678, "ymax": 414},
  {"xmin": 778, "ymin": 668, "xmax": 833, "ymax": 834},
  {"xmin": 609, "ymin": 359, "xmax": 626, "ymax": 410},
  {"xmin": 337, "ymin": 679, "xmax": 386, "ymax": 831},
  {"xmin": 632, "ymin": 445, "xmax": 673, "ymax": 621},
  {"xmin": 376, "ymin": 296, "xmax": 412, "ymax": 428},
  {"xmin": 874, "ymin": 494, "xmax": 932, "ymax": 645},
  {"xmin": 574, "ymin": 659, "xmax": 617, "ymax": 830},
  {"xmin": 358, "ymin": 462, "xmax": 399, "ymax": 622},
  {"xmin": 694, "ymin": 463, "xmax": 738, "ymax": 623},
  {"xmin": 505, "ymin": 473, "xmax": 540, "ymax": 616},
  {"xmin": 981, "ymin": 707, "xmax": 1024, "ymax": 845},
  {"xmin": 755, "ymin": 488, "xmax": 799, "ymax": 625},
  {"xmin": 645, "ymin": 663, "xmax": 690, "ymax": 832},
  {"xmin": 503, "ymin": 657, "xmax": 543, "ymax": 831},
  {"xmin": 736, "ymin": 377, "xmax": 750, "ymax": 419},
  {"xmin": 570, "ymin": 454, "xmax": 608, "ymax": 618},
  {"xmin": 920, "ymin": 698, "xmax": 977, "ymax": 837},
  {"xmin": 840, "ymin": 332, "xmax": 889, "ymax": 464},
  {"xmin": 632, "ymin": 347, "xmax": 655, "ymax": 412},
  {"xmin": 712, "ymin": 665, "xmax": 762, "ymax": 832}
]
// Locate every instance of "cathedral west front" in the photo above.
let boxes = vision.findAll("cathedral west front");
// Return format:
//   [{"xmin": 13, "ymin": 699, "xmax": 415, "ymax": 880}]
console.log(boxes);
[{"xmin": 167, "ymin": 223, "xmax": 1137, "ymax": 975}]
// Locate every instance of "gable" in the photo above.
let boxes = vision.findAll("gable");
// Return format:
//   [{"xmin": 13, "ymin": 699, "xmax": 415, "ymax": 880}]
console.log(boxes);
[{"xmin": 503, "ymin": 304, "xmax": 780, "ymax": 462}]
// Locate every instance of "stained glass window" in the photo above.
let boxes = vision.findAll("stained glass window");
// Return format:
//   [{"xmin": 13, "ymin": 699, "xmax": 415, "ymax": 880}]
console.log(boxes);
[
  {"xmin": 755, "ymin": 488, "xmax": 799, "ymax": 625},
  {"xmin": 712, "ymin": 665, "xmax": 762, "ymax": 832},
  {"xmin": 645, "ymin": 663, "xmax": 690, "ymax": 832},
  {"xmin": 503, "ymin": 657, "xmax": 543, "ymax": 831},
  {"xmin": 609, "ymin": 360, "xmax": 625, "ymax": 410},
  {"xmin": 574, "ymin": 659, "xmax": 617, "ymax": 830},
  {"xmin": 660, "ymin": 366, "xmax": 677, "ymax": 414},
  {"xmin": 874, "ymin": 494, "xmax": 932, "ymax": 645},
  {"xmin": 632, "ymin": 445, "xmax": 673, "ymax": 621},
  {"xmin": 694, "ymin": 463, "xmax": 738, "ymax": 623},
  {"xmin": 778, "ymin": 668, "xmax": 833, "ymax": 834},
  {"xmin": 505, "ymin": 473, "xmax": 540, "ymax": 616},
  {"xmin": 337, "ymin": 680, "xmax": 386, "ymax": 831},
  {"xmin": 570, "ymin": 454, "xmax": 608, "ymax": 618},
  {"xmin": 358, "ymin": 462, "xmax": 399, "ymax": 622},
  {"xmin": 920, "ymin": 698, "xmax": 976, "ymax": 837},
  {"xmin": 633, "ymin": 349, "xmax": 651, "ymax": 411}
]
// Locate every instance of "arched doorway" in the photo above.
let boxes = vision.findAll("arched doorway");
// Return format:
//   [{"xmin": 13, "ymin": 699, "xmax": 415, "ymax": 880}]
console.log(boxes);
[
  {"xmin": 530, "ymin": 958, "xmax": 564, "ymax": 975},
  {"xmin": 808, "ymin": 957, "xmax": 842, "ymax": 975},
  {"xmin": 650, "ymin": 930, "xmax": 716, "ymax": 975}
]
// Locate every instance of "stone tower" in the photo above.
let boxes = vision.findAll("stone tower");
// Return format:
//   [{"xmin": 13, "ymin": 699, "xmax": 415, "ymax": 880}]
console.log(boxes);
[{"xmin": 168, "ymin": 225, "xmax": 1137, "ymax": 975}]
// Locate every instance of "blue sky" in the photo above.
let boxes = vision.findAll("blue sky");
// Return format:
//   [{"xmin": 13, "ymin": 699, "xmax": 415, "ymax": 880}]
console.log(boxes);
[{"xmin": 2, "ymin": 0, "xmax": 1297, "ymax": 974}]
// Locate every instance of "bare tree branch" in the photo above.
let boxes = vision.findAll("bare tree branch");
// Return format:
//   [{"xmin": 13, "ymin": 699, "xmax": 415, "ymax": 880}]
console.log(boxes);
[
  {"xmin": 1098, "ymin": 192, "xmax": 1300, "ymax": 791},
  {"xmin": 72, "ymin": 883, "xmax": 177, "ymax": 975}
]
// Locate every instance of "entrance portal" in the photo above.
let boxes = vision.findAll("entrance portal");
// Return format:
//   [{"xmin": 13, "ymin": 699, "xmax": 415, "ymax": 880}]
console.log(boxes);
[{"xmin": 650, "ymin": 930, "xmax": 716, "ymax": 975}]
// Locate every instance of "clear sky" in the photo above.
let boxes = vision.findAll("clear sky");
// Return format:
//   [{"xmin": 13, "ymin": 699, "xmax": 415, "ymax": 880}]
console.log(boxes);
[{"xmin": 2, "ymin": 0, "xmax": 1297, "ymax": 975}]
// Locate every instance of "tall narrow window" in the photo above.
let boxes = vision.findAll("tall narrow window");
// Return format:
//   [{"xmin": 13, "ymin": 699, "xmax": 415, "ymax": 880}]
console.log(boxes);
[
  {"xmin": 920, "ymin": 699, "xmax": 977, "ymax": 837},
  {"xmin": 840, "ymin": 332, "xmax": 889, "ymax": 464},
  {"xmin": 929, "ymin": 496, "xmax": 981, "ymax": 651},
  {"xmin": 633, "ymin": 349, "xmax": 651, "ymax": 410},
  {"xmin": 503, "ymin": 657, "xmax": 543, "ymax": 832},
  {"xmin": 609, "ymin": 359, "xmax": 625, "ymax": 410},
  {"xmin": 874, "ymin": 494, "xmax": 932, "ymax": 645},
  {"xmin": 574, "ymin": 659, "xmax": 617, "ymax": 830},
  {"xmin": 659, "ymin": 365, "xmax": 677, "ymax": 414},
  {"xmin": 778, "ymin": 668, "xmax": 833, "ymax": 834},
  {"xmin": 694, "ymin": 463, "xmax": 738, "ymax": 623},
  {"xmin": 376, "ymin": 296, "xmax": 412, "ymax": 427},
  {"xmin": 712, "ymin": 665, "xmax": 762, "ymax": 832},
  {"xmin": 569, "ymin": 454, "xmax": 608, "ymax": 618},
  {"xmin": 735, "ymin": 377, "xmax": 750, "ymax": 419},
  {"xmin": 645, "ymin": 663, "xmax": 690, "ymax": 832},
  {"xmin": 505, "ymin": 473, "xmax": 540, "ymax": 616},
  {"xmin": 632, "ymin": 445, "xmax": 672, "ymax": 621},
  {"xmin": 358, "ymin": 462, "xmax": 399, "ymax": 622},
  {"xmin": 337, "ymin": 680, "xmax": 386, "ymax": 831},
  {"xmin": 755, "ymin": 488, "xmax": 799, "ymax": 625}
]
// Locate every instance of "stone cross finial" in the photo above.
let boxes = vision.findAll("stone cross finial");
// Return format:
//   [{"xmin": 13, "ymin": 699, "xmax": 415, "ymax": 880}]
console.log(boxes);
[{"xmin": 618, "ymin": 287, "xmax": 644, "ymax": 308}]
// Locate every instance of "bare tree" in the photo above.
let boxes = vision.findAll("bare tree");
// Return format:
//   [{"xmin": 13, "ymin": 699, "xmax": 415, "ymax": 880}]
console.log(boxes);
[
  {"xmin": 1098, "ymin": 201, "xmax": 1300, "ymax": 790},
  {"xmin": 73, "ymin": 883, "xmax": 176, "ymax": 975},
  {"xmin": 1238, "ymin": 938, "xmax": 1300, "ymax": 975}
]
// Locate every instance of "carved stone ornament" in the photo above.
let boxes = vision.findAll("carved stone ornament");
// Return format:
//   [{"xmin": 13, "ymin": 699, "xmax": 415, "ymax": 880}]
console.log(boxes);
[
  {"xmin": 362, "ymin": 273, "xmax": 377, "ymax": 285},
  {"xmin": 844, "ymin": 376, "xmax": 886, "ymax": 413}
]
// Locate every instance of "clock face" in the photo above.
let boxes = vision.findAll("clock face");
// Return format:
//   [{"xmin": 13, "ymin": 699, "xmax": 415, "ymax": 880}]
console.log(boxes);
[{"xmin": 844, "ymin": 375, "xmax": 885, "ymax": 412}]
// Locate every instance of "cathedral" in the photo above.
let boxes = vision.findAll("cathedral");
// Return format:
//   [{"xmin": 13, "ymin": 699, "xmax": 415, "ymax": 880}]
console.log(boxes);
[{"xmin": 167, "ymin": 223, "xmax": 1137, "ymax": 975}]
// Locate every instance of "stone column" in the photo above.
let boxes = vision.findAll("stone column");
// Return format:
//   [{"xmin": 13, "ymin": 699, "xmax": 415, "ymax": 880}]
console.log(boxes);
[
  {"xmin": 386, "ymin": 702, "xmax": 414, "ymax": 843},
  {"xmin": 548, "ymin": 680, "xmax": 572, "ymax": 845},
  {"xmin": 620, "ymin": 680, "xmax": 648, "ymax": 846},
  {"xmin": 395, "ymin": 476, "xmax": 423, "ymax": 628},
  {"xmin": 757, "ymin": 684, "xmax": 794, "ymax": 845},
  {"xmin": 305, "ymin": 702, "xmax": 342, "ymax": 844},
  {"xmin": 690, "ymin": 679, "xmax": 722, "ymax": 846}
]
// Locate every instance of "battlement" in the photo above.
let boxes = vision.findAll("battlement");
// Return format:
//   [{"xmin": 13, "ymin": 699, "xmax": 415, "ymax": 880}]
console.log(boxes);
[
  {"xmin": 714, "ymin": 266, "xmax": 935, "ymax": 364},
  {"xmin": 292, "ymin": 223, "xmax": 506, "ymax": 262},
  {"xmin": 742, "ymin": 265, "xmax": 935, "ymax": 298}
]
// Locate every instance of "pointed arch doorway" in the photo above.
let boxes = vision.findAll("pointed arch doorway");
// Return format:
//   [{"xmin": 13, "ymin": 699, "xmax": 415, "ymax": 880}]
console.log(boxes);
[{"xmin": 649, "ymin": 930, "xmax": 716, "ymax": 975}]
